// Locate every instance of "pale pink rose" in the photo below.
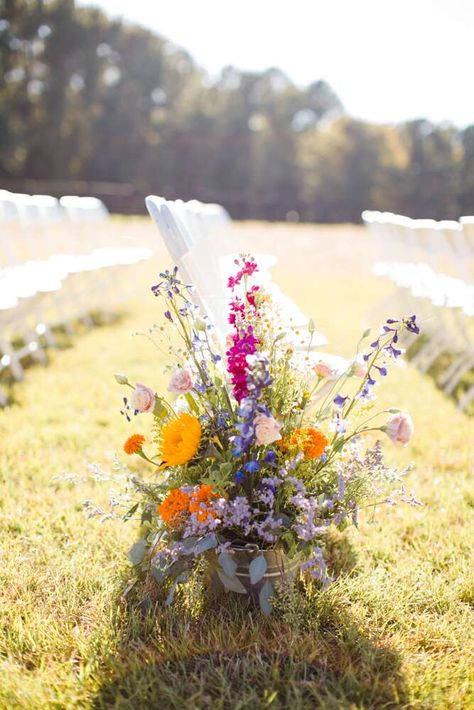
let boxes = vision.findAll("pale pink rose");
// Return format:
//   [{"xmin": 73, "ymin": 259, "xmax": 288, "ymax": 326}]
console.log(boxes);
[
  {"xmin": 254, "ymin": 413, "xmax": 282, "ymax": 446},
  {"xmin": 168, "ymin": 367, "xmax": 194, "ymax": 394},
  {"xmin": 313, "ymin": 361, "xmax": 336, "ymax": 378},
  {"xmin": 131, "ymin": 383, "xmax": 155, "ymax": 413},
  {"xmin": 384, "ymin": 412, "xmax": 414, "ymax": 446}
]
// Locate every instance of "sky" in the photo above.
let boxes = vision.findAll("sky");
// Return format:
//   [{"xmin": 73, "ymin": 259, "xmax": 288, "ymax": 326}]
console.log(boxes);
[{"xmin": 79, "ymin": 0, "xmax": 474, "ymax": 126}]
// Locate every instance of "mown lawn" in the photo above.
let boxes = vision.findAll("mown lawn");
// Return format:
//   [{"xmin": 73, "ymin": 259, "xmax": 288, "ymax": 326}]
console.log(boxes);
[{"xmin": 0, "ymin": 220, "xmax": 473, "ymax": 709}]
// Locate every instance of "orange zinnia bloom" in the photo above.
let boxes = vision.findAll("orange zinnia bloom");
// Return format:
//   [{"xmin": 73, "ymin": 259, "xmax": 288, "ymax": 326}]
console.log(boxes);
[
  {"xmin": 158, "ymin": 488, "xmax": 191, "ymax": 526},
  {"xmin": 189, "ymin": 484, "xmax": 219, "ymax": 522},
  {"xmin": 289, "ymin": 427, "xmax": 329, "ymax": 459},
  {"xmin": 123, "ymin": 434, "xmax": 145, "ymax": 455}
]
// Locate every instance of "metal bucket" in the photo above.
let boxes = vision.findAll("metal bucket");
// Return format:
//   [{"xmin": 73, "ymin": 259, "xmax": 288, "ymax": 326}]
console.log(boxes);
[{"xmin": 213, "ymin": 543, "xmax": 300, "ymax": 596}]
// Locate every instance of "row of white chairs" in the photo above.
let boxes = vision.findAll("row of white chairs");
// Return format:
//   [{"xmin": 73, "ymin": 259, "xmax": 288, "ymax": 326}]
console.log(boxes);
[
  {"xmin": 362, "ymin": 210, "xmax": 474, "ymax": 411},
  {"xmin": 145, "ymin": 195, "xmax": 331, "ymax": 355},
  {"xmin": 0, "ymin": 190, "xmax": 152, "ymax": 404}
]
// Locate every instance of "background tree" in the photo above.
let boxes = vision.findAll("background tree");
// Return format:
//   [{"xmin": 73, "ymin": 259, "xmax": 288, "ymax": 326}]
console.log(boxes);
[{"xmin": 0, "ymin": 0, "xmax": 472, "ymax": 220}]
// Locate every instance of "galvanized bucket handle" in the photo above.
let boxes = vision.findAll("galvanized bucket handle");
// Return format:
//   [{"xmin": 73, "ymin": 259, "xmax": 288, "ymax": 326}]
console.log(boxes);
[{"xmin": 243, "ymin": 543, "xmax": 260, "ymax": 557}]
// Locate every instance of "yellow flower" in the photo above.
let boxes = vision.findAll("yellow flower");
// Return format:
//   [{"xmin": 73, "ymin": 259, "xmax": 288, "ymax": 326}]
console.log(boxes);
[{"xmin": 158, "ymin": 412, "xmax": 201, "ymax": 468}]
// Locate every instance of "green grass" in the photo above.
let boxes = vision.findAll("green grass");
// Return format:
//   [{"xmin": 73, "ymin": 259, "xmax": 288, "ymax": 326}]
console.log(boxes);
[{"xmin": 0, "ymin": 220, "xmax": 473, "ymax": 709}]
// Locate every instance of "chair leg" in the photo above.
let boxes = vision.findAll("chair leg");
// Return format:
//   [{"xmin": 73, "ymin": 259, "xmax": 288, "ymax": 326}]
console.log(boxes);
[
  {"xmin": 458, "ymin": 384, "xmax": 474, "ymax": 412},
  {"xmin": 438, "ymin": 351, "xmax": 468, "ymax": 388},
  {"xmin": 443, "ymin": 352, "xmax": 474, "ymax": 396},
  {"xmin": 36, "ymin": 320, "xmax": 56, "ymax": 348},
  {"xmin": 411, "ymin": 332, "xmax": 448, "ymax": 373},
  {"xmin": 0, "ymin": 333, "xmax": 25, "ymax": 381}
]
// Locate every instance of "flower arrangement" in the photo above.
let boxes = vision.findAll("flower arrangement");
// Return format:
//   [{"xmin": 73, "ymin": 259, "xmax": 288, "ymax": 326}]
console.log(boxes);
[{"xmin": 113, "ymin": 256, "xmax": 420, "ymax": 613}]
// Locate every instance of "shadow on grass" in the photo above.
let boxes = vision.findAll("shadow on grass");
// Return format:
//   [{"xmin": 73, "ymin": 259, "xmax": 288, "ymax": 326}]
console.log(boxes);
[{"xmin": 92, "ymin": 564, "xmax": 409, "ymax": 709}]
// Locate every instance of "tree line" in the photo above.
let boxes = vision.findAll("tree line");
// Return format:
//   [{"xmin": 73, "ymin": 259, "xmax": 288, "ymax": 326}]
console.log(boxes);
[{"xmin": 1, "ymin": 0, "xmax": 473, "ymax": 221}]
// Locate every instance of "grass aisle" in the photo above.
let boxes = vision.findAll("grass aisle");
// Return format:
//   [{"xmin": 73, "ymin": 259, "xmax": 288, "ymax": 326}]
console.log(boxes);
[{"xmin": 0, "ymin": 223, "xmax": 473, "ymax": 709}]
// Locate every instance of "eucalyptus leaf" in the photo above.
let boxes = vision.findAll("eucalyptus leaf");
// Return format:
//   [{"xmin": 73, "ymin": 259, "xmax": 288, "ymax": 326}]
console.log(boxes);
[
  {"xmin": 216, "ymin": 569, "xmax": 247, "ymax": 594},
  {"xmin": 165, "ymin": 580, "xmax": 178, "ymax": 606},
  {"xmin": 362, "ymin": 328, "xmax": 371, "ymax": 339},
  {"xmin": 151, "ymin": 565, "xmax": 170, "ymax": 584},
  {"xmin": 308, "ymin": 318, "xmax": 315, "ymax": 335},
  {"xmin": 275, "ymin": 512, "xmax": 291, "ymax": 527},
  {"xmin": 249, "ymin": 555, "xmax": 267, "ymax": 585},
  {"xmin": 127, "ymin": 539, "xmax": 146, "ymax": 566},
  {"xmin": 181, "ymin": 536, "xmax": 199, "ymax": 555},
  {"xmin": 175, "ymin": 572, "xmax": 189, "ymax": 584},
  {"xmin": 259, "ymin": 579, "xmax": 274, "ymax": 615},
  {"xmin": 218, "ymin": 551, "xmax": 237, "ymax": 577},
  {"xmin": 164, "ymin": 572, "xmax": 189, "ymax": 607},
  {"xmin": 166, "ymin": 557, "xmax": 190, "ymax": 579},
  {"xmin": 194, "ymin": 534, "xmax": 218, "ymax": 555}
]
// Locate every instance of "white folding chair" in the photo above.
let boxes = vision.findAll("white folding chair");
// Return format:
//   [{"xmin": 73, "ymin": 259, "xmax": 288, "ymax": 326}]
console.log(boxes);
[{"xmin": 146, "ymin": 195, "xmax": 328, "ymax": 350}]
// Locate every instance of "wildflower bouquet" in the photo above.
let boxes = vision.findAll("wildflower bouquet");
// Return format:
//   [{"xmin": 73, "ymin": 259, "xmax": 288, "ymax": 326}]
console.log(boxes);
[{"xmin": 115, "ymin": 256, "xmax": 419, "ymax": 614}]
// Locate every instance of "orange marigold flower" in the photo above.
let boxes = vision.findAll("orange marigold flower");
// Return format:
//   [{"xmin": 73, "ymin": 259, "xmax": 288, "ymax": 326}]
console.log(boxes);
[
  {"xmin": 289, "ymin": 427, "xmax": 329, "ymax": 459},
  {"xmin": 189, "ymin": 484, "xmax": 219, "ymax": 522},
  {"xmin": 277, "ymin": 438, "xmax": 289, "ymax": 451},
  {"xmin": 158, "ymin": 412, "xmax": 201, "ymax": 468},
  {"xmin": 158, "ymin": 488, "xmax": 191, "ymax": 526},
  {"xmin": 191, "ymin": 484, "xmax": 218, "ymax": 503},
  {"xmin": 123, "ymin": 434, "xmax": 145, "ymax": 455}
]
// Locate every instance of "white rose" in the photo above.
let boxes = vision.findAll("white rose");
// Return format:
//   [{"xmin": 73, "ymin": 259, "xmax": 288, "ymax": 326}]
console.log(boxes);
[
  {"xmin": 168, "ymin": 367, "xmax": 194, "ymax": 394},
  {"xmin": 254, "ymin": 413, "xmax": 282, "ymax": 446}
]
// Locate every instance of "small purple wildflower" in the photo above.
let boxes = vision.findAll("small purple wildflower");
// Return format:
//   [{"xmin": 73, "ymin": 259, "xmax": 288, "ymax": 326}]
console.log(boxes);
[
  {"xmin": 234, "ymin": 470, "xmax": 245, "ymax": 484},
  {"xmin": 334, "ymin": 394, "xmax": 348, "ymax": 408}
]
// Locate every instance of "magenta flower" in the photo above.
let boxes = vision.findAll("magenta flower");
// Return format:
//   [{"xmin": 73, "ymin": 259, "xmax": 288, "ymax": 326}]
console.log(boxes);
[{"xmin": 226, "ymin": 327, "xmax": 259, "ymax": 402}]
